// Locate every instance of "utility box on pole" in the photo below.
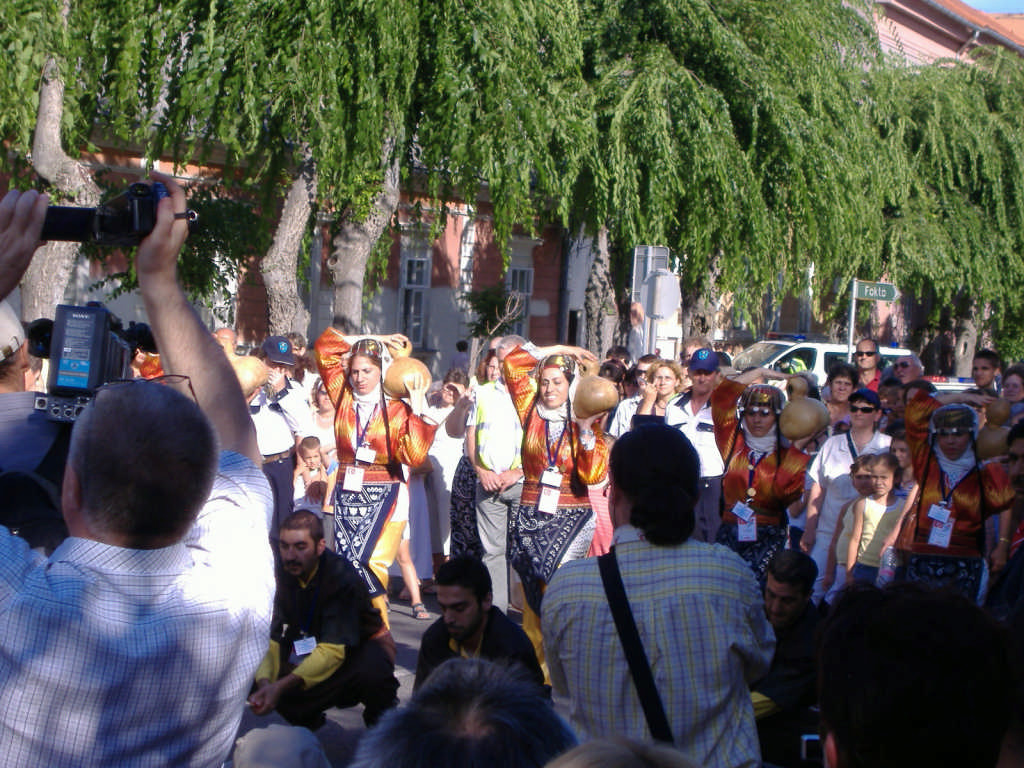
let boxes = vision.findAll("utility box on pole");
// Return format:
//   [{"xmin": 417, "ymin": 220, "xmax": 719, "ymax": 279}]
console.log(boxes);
[{"xmin": 631, "ymin": 245, "xmax": 670, "ymax": 303}]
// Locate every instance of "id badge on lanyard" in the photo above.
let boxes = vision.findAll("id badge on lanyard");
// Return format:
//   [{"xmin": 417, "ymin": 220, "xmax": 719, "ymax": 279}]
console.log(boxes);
[
  {"xmin": 343, "ymin": 466, "xmax": 365, "ymax": 492},
  {"xmin": 353, "ymin": 403, "xmax": 378, "ymax": 466}
]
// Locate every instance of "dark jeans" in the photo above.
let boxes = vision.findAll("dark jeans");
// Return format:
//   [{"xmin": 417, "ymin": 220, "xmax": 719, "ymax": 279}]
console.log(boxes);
[
  {"xmin": 262, "ymin": 454, "xmax": 295, "ymax": 538},
  {"xmin": 277, "ymin": 636, "xmax": 398, "ymax": 727},
  {"xmin": 850, "ymin": 562, "xmax": 879, "ymax": 585},
  {"xmin": 693, "ymin": 476, "xmax": 723, "ymax": 544}
]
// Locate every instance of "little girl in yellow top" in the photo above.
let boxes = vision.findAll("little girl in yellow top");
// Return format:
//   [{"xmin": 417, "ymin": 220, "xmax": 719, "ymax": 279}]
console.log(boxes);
[{"xmin": 847, "ymin": 453, "xmax": 902, "ymax": 585}]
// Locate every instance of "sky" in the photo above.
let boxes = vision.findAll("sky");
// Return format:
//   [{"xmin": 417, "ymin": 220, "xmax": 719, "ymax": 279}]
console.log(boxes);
[{"xmin": 967, "ymin": 1, "xmax": 1024, "ymax": 11}]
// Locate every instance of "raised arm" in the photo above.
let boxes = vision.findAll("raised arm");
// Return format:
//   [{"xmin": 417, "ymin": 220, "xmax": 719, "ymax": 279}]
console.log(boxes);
[
  {"xmin": 136, "ymin": 172, "xmax": 258, "ymax": 464},
  {"xmin": 0, "ymin": 189, "xmax": 49, "ymax": 302}
]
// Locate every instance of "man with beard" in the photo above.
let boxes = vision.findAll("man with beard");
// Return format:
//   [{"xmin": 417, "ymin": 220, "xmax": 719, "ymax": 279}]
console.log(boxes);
[
  {"xmin": 249, "ymin": 510, "xmax": 398, "ymax": 728},
  {"xmin": 414, "ymin": 555, "xmax": 543, "ymax": 690}
]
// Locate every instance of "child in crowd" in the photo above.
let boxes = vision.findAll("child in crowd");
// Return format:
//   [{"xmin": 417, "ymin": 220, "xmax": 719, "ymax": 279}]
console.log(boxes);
[
  {"xmin": 821, "ymin": 455, "xmax": 874, "ymax": 604},
  {"xmin": 886, "ymin": 426, "xmax": 917, "ymax": 499},
  {"xmin": 294, "ymin": 435, "xmax": 329, "ymax": 511},
  {"xmin": 846, "ymin": 453, "xmax": 903, "ymax": 585},
  {"xmin": 878, "ymin": 377, "xmax": 904, "ymax": 429}
]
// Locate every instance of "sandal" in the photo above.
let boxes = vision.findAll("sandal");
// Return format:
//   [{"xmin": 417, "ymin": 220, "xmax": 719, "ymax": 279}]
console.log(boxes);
[{"xmin": 412, "ymin": 602, "xmax": 431, "ymax": 620}]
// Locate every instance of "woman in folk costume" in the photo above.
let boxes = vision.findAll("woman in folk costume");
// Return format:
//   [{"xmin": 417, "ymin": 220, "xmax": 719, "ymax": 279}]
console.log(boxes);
[
  {"xmin": 711, "ymin": 369, "xmax": 810, "ymax": 580},
  {"xmin": 503, "ymin": 343, "xmax": 609, "ymax": 667},
  {"xmin": 899, "ymin": 391, "xmax": 1013, "ymax": 602},
  {"xmin": 316, "ymin": 331, "xmax": 436, "ymax": 626}
]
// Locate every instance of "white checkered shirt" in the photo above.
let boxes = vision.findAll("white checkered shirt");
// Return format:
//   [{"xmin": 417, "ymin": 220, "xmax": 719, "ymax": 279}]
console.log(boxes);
[
  {"xmin": 544, "ymin": 527, "xmax": 775, "ymax": 768},
  {"xmin": 0, "ymin": 451, "xmax": 275, "ymax": 766}
]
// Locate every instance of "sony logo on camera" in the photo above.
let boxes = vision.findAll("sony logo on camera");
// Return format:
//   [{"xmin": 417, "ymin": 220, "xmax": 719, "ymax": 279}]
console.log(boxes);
[{"xmin": 33, "ymin": 305, "xmax": 135, "ymax": 423}]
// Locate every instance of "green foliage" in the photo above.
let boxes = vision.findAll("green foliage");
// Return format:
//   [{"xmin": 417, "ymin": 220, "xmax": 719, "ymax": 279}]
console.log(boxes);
[
  {"xmin": 5, "ymin": 0, "xmax": 1024, "ymax": 354},
  {"xmin": 0, "ymin": 0, "xmax": 67, "ymax": 158},
  {"xmin": 866, "ymin": 48, "xmax": 1024, "ymax": 352},
  {"xmin": 573, "ymin": 0, "xmax": 889, "ymax": 324},
  {"xmin": 92, "ymin": 184, "xmax": 268, "ymax": 301},
  {"xmin": 410, "ymin": 0, "xmax": 590, "ymax": 259}
]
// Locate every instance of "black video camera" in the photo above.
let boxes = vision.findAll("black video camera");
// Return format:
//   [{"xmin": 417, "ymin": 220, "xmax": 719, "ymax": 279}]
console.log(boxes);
[
  {"xmin": 30, "ymin": 304, "xmax": 143, "ymax": 422},
  {"xmin": 41, "ymin": 182, "xmax": 197, "ymax": 247}
]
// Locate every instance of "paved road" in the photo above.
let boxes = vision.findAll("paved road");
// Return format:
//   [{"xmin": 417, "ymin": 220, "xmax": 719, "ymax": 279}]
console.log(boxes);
[{"xmin": 230, "ymin": 587, "xmax": 444, "ymax": 767}]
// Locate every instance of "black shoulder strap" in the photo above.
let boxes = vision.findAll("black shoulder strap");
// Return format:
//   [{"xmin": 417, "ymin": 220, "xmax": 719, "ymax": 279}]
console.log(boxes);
[{"xmin": 597, "ymin": 548, "xmax": 674, "ymax": 743}]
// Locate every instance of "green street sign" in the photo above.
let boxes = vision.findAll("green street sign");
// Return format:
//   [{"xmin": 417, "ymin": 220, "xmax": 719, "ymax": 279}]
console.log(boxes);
[{"xmin": 854, "ymin": 281, "xmax": 900, "ymax": 302}]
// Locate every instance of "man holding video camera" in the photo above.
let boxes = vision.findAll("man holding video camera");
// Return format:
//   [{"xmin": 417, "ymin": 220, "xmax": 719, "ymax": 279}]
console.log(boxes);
[{"xmin": 0, "ymin": 178, "xmax": 275, "ymax": 766}]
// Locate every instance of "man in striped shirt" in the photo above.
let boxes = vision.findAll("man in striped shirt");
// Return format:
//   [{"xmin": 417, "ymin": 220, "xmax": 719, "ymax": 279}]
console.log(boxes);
[{"xmin": 544, "ymin": 423, "xmax": 773, "ymax": 768}]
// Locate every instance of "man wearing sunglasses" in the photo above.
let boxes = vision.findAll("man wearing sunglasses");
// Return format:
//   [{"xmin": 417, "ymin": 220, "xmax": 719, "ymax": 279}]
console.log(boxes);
[
  {"xmin": 0, "ymin": 177, "xmax": 274, "ymax": 765},
  {"xmin": 853, "ymin": 338, "xmax": 882, "ymax": 392},
  {"xmin": 892, "ymin": 353, "xmax": 924, "ymax": 385}
]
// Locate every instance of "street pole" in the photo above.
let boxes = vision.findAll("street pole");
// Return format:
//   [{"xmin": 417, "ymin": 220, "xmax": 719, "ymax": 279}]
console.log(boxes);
[{"xmin": 847, "ymin": 278, "xmax": 857, "ymax": 362}]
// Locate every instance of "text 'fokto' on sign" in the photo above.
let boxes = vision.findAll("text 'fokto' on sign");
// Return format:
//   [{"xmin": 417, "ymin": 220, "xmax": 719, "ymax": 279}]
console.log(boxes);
[{"xmin": 854, "ymin": 281, "xmax": 900, "ymax": 302}]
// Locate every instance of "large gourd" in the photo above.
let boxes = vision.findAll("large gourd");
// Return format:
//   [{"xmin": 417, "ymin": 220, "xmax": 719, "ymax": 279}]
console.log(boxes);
[
  {"xmin": 384, "ymin": 356, "xmax": 432, "ymax": 399},
  {"xmin": 780, "ymin": 377, "xmax": 829, "ymax": 441},
  {"xmin": 573, "ymin": 376, "xmax": 620, "ymax": 420},
  {"xmin": 977, "ymin": 398, "xmax": 1011, "ymax": 460}
]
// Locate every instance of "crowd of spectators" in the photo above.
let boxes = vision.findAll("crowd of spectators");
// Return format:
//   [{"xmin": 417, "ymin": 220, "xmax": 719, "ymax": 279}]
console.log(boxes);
[{"xmin": 1, "ymin": 179, "xmax": 1023, "ymax": 768}]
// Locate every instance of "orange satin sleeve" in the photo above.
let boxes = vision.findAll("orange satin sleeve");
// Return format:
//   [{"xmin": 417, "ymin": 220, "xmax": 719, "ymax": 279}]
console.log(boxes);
[
  {"xmin": 711, "ymin": 378, "xmax": 745, "ymax": 458},
  {"xmin": 314, "ymin": 327, "xmax": 352, "ymax": 407},
  {"xmin": 391, "ymin": 399, "xmax": 439, "ymax": 467},
  {"xmin": 905, "ymin": 390, "xmax": 940, "ymax": 483},
  {"xmin": 502, "ymin": 346, "xmax": 541, "ymax": 423},
  {"xmin": 574, "ymin": 424, "xmax": 609, "ymax": 485}
]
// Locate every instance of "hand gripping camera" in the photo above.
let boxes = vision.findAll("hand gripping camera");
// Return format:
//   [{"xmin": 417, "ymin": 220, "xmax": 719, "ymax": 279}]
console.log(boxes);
[{"xmin": 41, "ymin": 182, "xmax": 197, "ymax": 247}]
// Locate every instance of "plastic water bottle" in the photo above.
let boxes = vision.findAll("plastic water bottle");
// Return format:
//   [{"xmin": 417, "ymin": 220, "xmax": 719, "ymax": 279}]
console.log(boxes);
[{"xmin": 877, "ymin": 547, "xmax": 898, "ymax": 587}]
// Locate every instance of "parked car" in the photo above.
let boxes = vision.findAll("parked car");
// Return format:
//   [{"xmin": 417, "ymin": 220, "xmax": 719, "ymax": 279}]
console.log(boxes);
[{"xmin": 731, "ymin": 338, "xmax": 970, "ymax": 392}]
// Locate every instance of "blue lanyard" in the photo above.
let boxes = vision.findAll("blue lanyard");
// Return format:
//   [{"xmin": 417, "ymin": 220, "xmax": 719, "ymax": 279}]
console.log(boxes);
[
  {"xmin": 545, "ymin": 420, "xmax": 568, "ymax": 468},
  {"xmin": 939, "ymin": 472, "xmax": 962, "ymax": 506},
  {"xmin": 354, "ymin": 403, "xmax": 378, "ymax": 448},
  {"xmin": 747, "ymin": 450, "xmax": 767, "ymax": 488},
  {"xmin": 846, "ymin": 431, "xmax": 860, "ymax": 459}
]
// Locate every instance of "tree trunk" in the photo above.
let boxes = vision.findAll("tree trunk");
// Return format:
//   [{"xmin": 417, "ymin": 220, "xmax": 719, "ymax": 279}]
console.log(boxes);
[
  {"xmin": 22, "ymin": 57, "xmax": 101, "ymax": 321},
  {"xmin": 952, "ymin": 308, "xmax": 978, "ymax": 378},
  {"xmin": 326, "ymin": 139, "xmax": 400, "ymax": 333},
  {"xmin": 260, "ymin": 153, "xmax": 316, "ymax": 335},
  {"xmin": 679, "ymin": 250, "xmax": 722, "ymax": 341},
  {"xmin": 583, "ymin": 226, "xmax": 616, "ymax": 356}
]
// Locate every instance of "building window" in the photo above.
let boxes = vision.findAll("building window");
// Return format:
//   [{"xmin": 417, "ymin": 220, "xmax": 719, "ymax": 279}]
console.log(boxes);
[
  {"xmin": 506, "ymin": 265, "xmax": 533, "ymax": 337},
  {"xmin": 399, "ymin": 233, "xmax": 431, "ymax": 346}
]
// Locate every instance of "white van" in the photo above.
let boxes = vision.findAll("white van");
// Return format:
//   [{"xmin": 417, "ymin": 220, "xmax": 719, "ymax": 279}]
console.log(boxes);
[{"xmin": 730, "ymin": 339, "xmax": 969, "ymax": 392}]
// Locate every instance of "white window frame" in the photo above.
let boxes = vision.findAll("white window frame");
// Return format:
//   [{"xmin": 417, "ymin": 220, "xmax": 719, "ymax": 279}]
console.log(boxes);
[
  {"xmin": 506, "ymin": 263, "xmax": 534, "ymax": 338},
  {"xmin": 399, "ymin": 230, "xmax": 431, "ymax": 346}
]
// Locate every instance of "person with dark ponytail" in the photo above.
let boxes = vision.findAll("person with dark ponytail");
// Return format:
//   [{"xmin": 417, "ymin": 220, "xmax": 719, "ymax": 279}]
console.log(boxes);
[
  {"xmin": 316, "ymin": 331, "xmax": 437, "ymax": 626},
  {"xmin": 543, "ymin": 423, "xmax": 773, "ymax": 767},
  {"xmin": 501, "ymin": 341, "xmax": 609, "ymax": 672}
]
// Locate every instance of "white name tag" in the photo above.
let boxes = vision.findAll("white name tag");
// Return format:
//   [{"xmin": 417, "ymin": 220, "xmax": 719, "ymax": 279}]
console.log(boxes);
[
  {"xmin": 355, "ymin": 445, "xmax": 376, "ymax": 464},
  {"xmin": 732, "ymin": 502, "xmax": 755, "ymax": 523},
  {"xmin": 538, "ymin": 486, "xmax": 560, "ymax": 515},
  {"xmin": 927, "ymin": 503, "xmax": 951, "ymax": 524},
  {"xmin": 928, "ymin": 519, "xmax": 954, "ymax": 549},
  {"xmin": 342, "ymin": 466, "xmax": 365, "ymax": 492},
  {"xmin": 540, "ymin": 467, "xmax": 563, "ymax": 488},
  {"xmin": 293, "ymin": 636, "xmax": 317, "ymax": 657},
  {"xmin": 738, "ymin": 517, "xmax": 758, "ymax": 542}
]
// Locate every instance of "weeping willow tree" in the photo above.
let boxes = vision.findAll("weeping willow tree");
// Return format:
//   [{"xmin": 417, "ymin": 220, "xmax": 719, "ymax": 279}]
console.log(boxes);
[
  {"xmin": 865, "ymin": 48, "xmax": 1024, "ymax": 367},
  {"xmin": 568, "ymin": 0, "xmax": 891, "ymax": 346},
  {"xmin": 1, "ymin": 0, "xmax": 588, "ymax": 334}
]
